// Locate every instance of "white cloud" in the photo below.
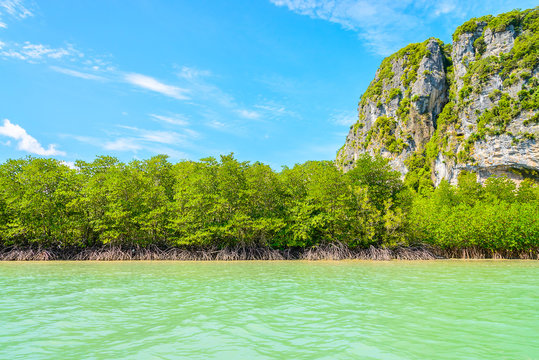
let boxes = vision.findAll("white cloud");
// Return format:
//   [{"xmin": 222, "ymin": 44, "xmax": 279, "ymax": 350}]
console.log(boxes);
[
  {"xmin": 176, "ymin": 65, "xmax": 268, "ymax": 129},
  {"xmin": 0, "ymin": 41, "xmax": 81, "ymax": 62},
  {"xmin": 149, "ymin": 113, "xmax": 189, "ymax": 126},
  {"xmin": 0, "ymin": 119, "xmax": 66, "ymax": 156},
  {"xmin": 208, "ymin": 120, "xmax": 226, "ymax": 129},
  {"xmin": 0, "ymin": 48, "xmax": 24, "ymax": 59},
  {"xmin": 236, "ymin": 109, "xmax": 261, "ymax": 120},
  {"xmin": 178, "ymin": 66, "xmax": 211, "ymax": 79},
  {"xmin": 26, "ymin": 44, "xmax": 70, "ymax": 59},
  {"xmin": 330, "ymin": 110, "xmax": 357, "ymax": 126},
  {"xmin": 0, "ymin": 0, "xmax": 33, "ymax": 18},
  {"xmin": 183, "ymin": 128, "xmax": 200, "ymax": 138},
  {"xmin": 434, "ymin": 1, "xmax": 457, "ymax": 16},
  {"xmin": 270, "ymin": 0, "xmax": 423, "ymax": 54},
  {"xmin": 176, "ymin": 67, "xmax": 235, "ymax": 107},
  {"xmin": 79, "ymin": 134, "xmax": 191, "ymax": 159},
  {"xmin": 254, "ymin": 102, "xmax": 300, "ymax": 120},
  {"xmin": 255, "ymin": 104, "xmax": 287, "ymax": 115},
  {"xmin": 82, "ymin": 57, "xmax": 116, "ymax": 72},
  {"xmin": 50, "ymin": 66, "xmax": 106, "ymax": 81},
  {"xmin": 124, "ymin": 73, "xmax": 190, "ymax": 100},
  {"xmin": 72, "ymin": 124, "xmax": 198, "ymax": 156},
  {"xmin": 0, "ymin": 0, "xmax": 33, "ymax": 28},
  {"xmin": 103, "ymin": 138, "xmax": 142, "ymax": 152},
  {"xmin": 0, "ymin": 39, "xmax": 112, "ymax": 80},
  {"xmin": 60, "ymin": 160, "xmax": 77, "ymax": 169},
  {"xmin": 118, "ymin": 125, "xmax": 187, "ymax": 145},
  {"xmin": 269, "ymin": 0, "xmax": 518, "ymax": 55}
]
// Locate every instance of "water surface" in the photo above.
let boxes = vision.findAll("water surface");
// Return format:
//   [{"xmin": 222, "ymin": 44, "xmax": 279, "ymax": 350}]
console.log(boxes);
[{"xmin": 0, "ymin": 261, "xmax": 537, "ymax": 359}]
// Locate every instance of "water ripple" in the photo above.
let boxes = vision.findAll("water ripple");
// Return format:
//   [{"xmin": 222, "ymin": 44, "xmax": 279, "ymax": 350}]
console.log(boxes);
[{"xmin": 0, "ymin": 261, "xmax": 538, "ymax": 359}]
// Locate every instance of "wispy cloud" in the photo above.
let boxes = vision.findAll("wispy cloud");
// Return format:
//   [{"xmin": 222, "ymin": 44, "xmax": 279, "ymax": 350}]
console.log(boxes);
[
  {"xmin": 236, "ymin": 109, "xmax": 261, "ymax": 120},
  {"xmin": 149, "ymin": 113, "xmax": 189, "ymax": 126},
  {"xmin": 207, "ymin": 119, "xmax": 227, "ymax": 129},
  {"xmin": 103, "ymin": 138, "xmax": 142, "ymax": 152},
  {"xmin": 0, "ymin": 0, "xmax": 32, "ymax": 18},
  {"xmin": 178, "ymin": 66, "xmax": 211, "ymax": 79},
  {"xmin": 71, "ymin": 124, "xmax": 198, "ymax": 159},
  {"xmin": 0, "ymin": 0, "xmax": 33, "ymax": 28},
  {"xmin": 330, "ymin": 110, "xmax": 357, "ymax": 126},
  {"xmin": 434, "ymin": 1, "xmax": 457, "ymax": 16},
  {"xmin": 117, "ymin": 125, "xmax": 190, "ymax": 145},
  {"xmin": 0, "ymin": 21, "xmax": 193, "ymax": 105},
  {"xmin": 0, "ymin": 41, "xmax": 81, "ymax": 62},
  {"xmin": 76, "ymin": 136, "xmax": 190, "ymax": 160},
  {"xmin": 254, "ymin": 102, "xmax": 300, "ymax": 120},
  {"xmin": 177, "ymin": 66, "xmax": 234, "ymax": 107},
  {"xmin": 269, "ymin": 0, "xmax": 419, "ymax": 54},
  {"xmin": 254, "ymin": 104, "xmax": 288, "ymax": 115},
  {"xmin": 50, "ymin": 66, "xmax": 106, "ymax": 81},
  {"xmin": 0, "ymin": 119, "xmax": 65, "ymax": 156},
  {"xmin": 257, "ymin": 73, "xmax": 301, "ymax": 95},
  {"xmin": 201, "ymin": 109, "xmax": 248, "ymax": 137},
  {"xmin": 176, "ymin": 65, "xmax": 270, "ymax": 129},
  {"xmin": 0, "ymin": 37, "xmax": 114, "ymax": 79},
  {"xmin": 269, "ymin": 0, "xmax": 522, "ymax": 55},
  {"xmin": 125, "ymin": 73, "xmax": 190, "ymax": 100}
]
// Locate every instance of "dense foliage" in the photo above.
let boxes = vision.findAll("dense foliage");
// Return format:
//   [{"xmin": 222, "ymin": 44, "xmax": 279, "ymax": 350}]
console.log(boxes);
[
  {"xmin": 0, "ymin": 154, "xmax": 406, "ymax": 250},
  {"xmin": 0, "ymin": 155, "xmax": 537, "ymax": 256},
  {"xmin": 410, "ymin": 173, "xmax": 539, "ymax": 255}
]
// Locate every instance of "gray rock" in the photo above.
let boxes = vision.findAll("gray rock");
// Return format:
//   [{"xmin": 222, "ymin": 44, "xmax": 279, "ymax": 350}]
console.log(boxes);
[{"xmin": 337, "ymin": 11, "xmax": 539, "ymax": 186}]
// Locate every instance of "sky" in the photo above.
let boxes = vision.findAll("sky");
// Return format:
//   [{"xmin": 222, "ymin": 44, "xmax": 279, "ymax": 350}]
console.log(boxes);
[{"xmin": 0, "ymin": 0, "xmax": 536, "ymax": 169}]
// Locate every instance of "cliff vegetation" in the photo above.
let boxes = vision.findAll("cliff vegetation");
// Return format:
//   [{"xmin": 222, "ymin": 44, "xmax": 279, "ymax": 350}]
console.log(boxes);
[{"xmin": 338, "ymin": 7, "xmax": 539, "ymax": 189}]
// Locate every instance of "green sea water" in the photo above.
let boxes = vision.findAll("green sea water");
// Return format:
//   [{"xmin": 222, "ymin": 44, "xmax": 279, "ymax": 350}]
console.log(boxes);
[{"xmin": 0, "ymin": 261, "xmax": 537, "ymax": 359}]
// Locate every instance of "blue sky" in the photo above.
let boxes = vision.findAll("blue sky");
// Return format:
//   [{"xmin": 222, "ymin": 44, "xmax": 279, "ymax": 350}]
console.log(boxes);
[{"xmin": 0, "ymin": 0, "xmax": 535, "ymax": 168}]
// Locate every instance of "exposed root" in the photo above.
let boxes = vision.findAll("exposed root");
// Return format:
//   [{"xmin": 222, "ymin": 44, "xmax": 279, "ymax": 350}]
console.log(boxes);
[
  {"xmin": 300, "ymin": 242, "xmax": 353, "ymax": 260},
  {"xmin": 0, "ymin": 245, "xmax": 536, "ymax": 261},
  {"xmin": 0, "ymin": 248, "xmax": 56, "ymax": 261},
  {"xmin": 430, "ymin": 247, "xmax": 539, "ymax": 260}
]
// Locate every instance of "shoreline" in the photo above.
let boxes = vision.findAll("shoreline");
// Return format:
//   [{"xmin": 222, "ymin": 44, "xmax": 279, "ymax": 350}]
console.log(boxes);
[{"xmin": 1, "ymin": 245, "xmax": 537, "ymax": 261}]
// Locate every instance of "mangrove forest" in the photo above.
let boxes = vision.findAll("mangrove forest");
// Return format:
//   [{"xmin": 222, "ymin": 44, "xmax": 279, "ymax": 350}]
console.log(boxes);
[{"xmin": 0, "ymin": 154, "xmax": 537, "ymax": 260}]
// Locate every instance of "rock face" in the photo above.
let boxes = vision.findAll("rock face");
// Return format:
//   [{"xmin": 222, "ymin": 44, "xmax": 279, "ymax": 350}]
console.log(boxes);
[
  {"xmin": 337, "ymin": 8, "xmax": 539, "ymax": 187},
  {"xmin": 337, "ymin": 39, "xmax": 448, "ymax": 176}
]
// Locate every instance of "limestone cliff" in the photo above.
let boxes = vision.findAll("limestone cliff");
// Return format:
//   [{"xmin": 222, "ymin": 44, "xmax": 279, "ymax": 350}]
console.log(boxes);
[{"xmin": 337, "ymin": 8, "xmax": 539, "ymax": 187}]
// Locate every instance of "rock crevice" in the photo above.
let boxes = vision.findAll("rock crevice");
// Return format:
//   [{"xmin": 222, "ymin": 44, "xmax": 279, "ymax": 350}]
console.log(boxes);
[{"xmin": 337, "ymin": 8, "xmax": 539, "ymax": 186}]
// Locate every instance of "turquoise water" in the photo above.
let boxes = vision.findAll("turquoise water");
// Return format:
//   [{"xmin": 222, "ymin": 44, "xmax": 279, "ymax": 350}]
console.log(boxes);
[{"xmin": 0, "ymin": 261, "xmax": 537, "ymax": 359}]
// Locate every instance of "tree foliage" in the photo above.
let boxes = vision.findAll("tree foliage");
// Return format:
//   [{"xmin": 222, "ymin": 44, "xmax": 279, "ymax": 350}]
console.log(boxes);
[
  {"xmin": 409, "ymin": 174, "xmax": 539, "ymax": 254},
  {"xmin": 0, "ymin": 155, "xmax": 537, "ymax": 254}
]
